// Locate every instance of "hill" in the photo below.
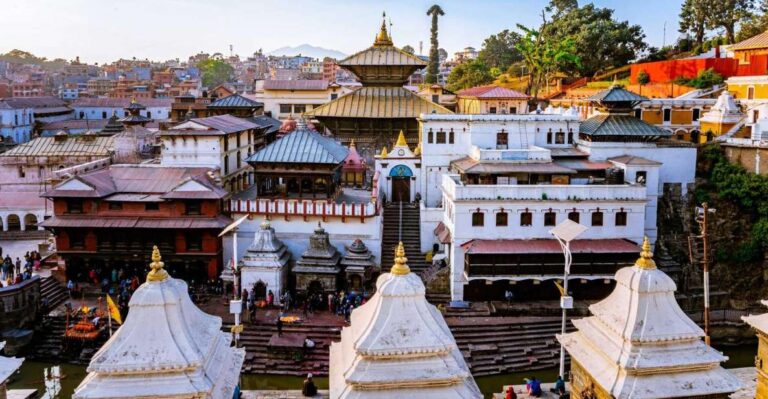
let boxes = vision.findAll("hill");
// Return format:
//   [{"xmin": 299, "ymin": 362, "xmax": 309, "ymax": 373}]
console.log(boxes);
[{"xmin": 267, "ymin": 44, "xmax": 346, "ymax": 60}]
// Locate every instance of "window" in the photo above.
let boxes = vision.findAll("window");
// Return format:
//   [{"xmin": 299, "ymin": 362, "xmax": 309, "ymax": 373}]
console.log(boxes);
[
  {"xmin": 749, "ymin": 87, "xmax": 755, "ymax": 100},
  {"xmin": 496, "ymin": 212, "xmax": 508, "ymax": 226},
  {"xmin": 547, "ymin": 131, "xmax": 553, "ymax": 144},
  {"xmin": 108, "ymin": 202, "xmax": 123, "ymax": 211},
  {"xmin": 69, "ymin": 230, "xmax": 85, "ymax": 249},
  {"xmin": 102, "ymin": 111, "xmax": 107, "ymax": 119},
  {"xmin": 186, "ymin": 233, "xmax": 202, "ymax": 251},
  {"xmin": 279, "ymin": 104, "xmax": 292, "ymax": 114},
  {"xmin": 449, "ymin": 129, "xmax": 455, "ymax": 144},
  {"xmin": 754, "ymin": 109, "xmax": 761, "ymax": 122},
  {"xmin": 147, "ymin": 111, "xmax": 152, "ymax": 118},
  {"xmin": 17, "ymin": 166, "xmax": 24, "ymax": 178},
  {"xmin": 185, "ymin": 201, "xmax": 202, "ymax": 215},
  {"xmin": 510, "ymin": 107, "xmax": 517, "ymax": 114},
  {"xmin": 293, "ymin": 104, "xmax": 306, "ymax": 114},
  {"xmin": 145, "ymin": 202, "xmax": 159, "ymax": 211},
  {"xmin": 615, "ymin": 211, "xmax": 627, "ymax": 226},
  {"xmin": 520, "ymin": 212, "xmax": 533, "ymax": 226},
  {"xmin": 66, "ymin": 200, "xmax": 83, "ymax": 214},
  {"xmin": 634, "ymin": 108, "xmax": 642, "ymax": 119},
  {"xmin": 472, "ymin": 211, "xmax": 484, "ymax": 226},
  {"xmin": 568, "ymin": 211, "xmax": 580, "ymax": 223},
  {"xmin": 428, "ymin": 129, "xmax": 434, "ymax": 143},
  {"xmin": 489, "ymin": 107, "xmax": 497, "ymax": 114},
  {"xmin": 692, "ymin": 108, "xmax": 701, "ymax": 122},
  {"xmin": 636, "ymin": 171, "xmax": 647, "ymax": 185},
  {"xmin": 436, "ymin": 130, "xmax": 446, "ymax": 144},
  {"xmin": 330, "ymin": 93, "xmax": 338, "ymax": 100},
  {"xmin": 555, "ymin": 132, "xmax": 565, "ymax": 144},
  {"xmin": 567, "ymin": 132, "xmax": 574, "ymax": 144},
  {"xmin": 663, "ymin": 108, "xmax": 671, "ymax": 123},
  {"xmin": 496, "ymin": 131, "xmax": 508, "ymax": 148},
  {"xmin": 544, "ymin": 211, "xmax": 556, "ymax": 226},
  {"xmin": 79, "ymin": 111, "xmax": 84, "ymax": 119},
  {"xmin": 591, "ymin": 211, "xmax": 603, "ymax": 226},
  {"xmin": 223, "ymin": 155, "xmax": 229, "ymax": 175},
  {"xmin": 432, "ymin": 94, "xmax": 439, "ymax": 103}
]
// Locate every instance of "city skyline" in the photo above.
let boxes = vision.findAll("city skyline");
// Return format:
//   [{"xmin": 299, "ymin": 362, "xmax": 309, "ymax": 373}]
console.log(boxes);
[{"xmin": 1, "ymin": 0, "xmax": 683, "ymax": 64}]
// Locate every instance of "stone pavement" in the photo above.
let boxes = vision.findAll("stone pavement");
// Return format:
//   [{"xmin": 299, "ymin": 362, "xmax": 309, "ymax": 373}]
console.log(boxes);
[
  {"xmin": 242, "ymin": 390, "xmax": 329, "ymax": 399},
  {"xmin": 730, "ymin": 367, "xmax": 756, "ymax": 399}
]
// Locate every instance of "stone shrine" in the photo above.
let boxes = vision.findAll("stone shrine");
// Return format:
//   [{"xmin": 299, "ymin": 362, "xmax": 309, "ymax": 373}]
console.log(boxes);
[
  {"xmin": 340, "ymin": 239, "xmax": 377, "ymax": 292},
  {"xmin": 293, "ymin": 222, "xmax": 342, "ymax": 295},
  {"xmin": 241, "ymin": 219, "xmax": 291, "ymax": 304},
  {"xmin": 329, "ymin": 242, "xmax": 482, "ymax": 398},
  {"xmin": 558, "ymin": 237, "xmax": 740, "ymax": 399},
  {"xmin": 73, "ymin": 247, "xmax": 244, "ymax": 399}
]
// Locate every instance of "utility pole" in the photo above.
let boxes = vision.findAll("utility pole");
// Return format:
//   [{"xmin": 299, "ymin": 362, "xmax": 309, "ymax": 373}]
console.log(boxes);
[
  {"xmin": 662, "ymin": 21, "xmax": 667, "ymax": 49},
  {"xmin": 701, "ymin": 202, "xmax": 711, "ymax": 345}
]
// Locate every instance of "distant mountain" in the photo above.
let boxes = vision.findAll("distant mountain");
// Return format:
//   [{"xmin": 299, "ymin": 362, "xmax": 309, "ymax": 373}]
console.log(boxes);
[{"xmin": 267, "ymin": 44, "xmax": 347, "ymax": 60}]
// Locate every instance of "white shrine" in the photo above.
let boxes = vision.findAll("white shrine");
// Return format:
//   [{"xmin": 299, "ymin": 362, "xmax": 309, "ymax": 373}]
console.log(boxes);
[
  {"xmin": 557, "ymin": 237, "xmax": 740, "ymax": 399},
  {"xmin": 241, "ymin": 219, "xmax": 290, "ymax": 304},
  {"xmin": 329, "ymin": 242, "xmax": 482, "ymax": 398},
  {"xmin": 0, "ymin": 342, "xmax": 23, "ymax": 399},
  {"xmin": 73, "ymin": 247, "xmax": 245, "ymax": 399}
]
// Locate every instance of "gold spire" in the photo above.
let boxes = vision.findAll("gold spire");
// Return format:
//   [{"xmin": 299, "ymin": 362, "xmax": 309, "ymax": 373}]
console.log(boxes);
[
  {"xmin": 349, "ymin": 138, "xmax": 356, "ymax": 149},
  {"xmin": 413, "ymin": 141, "xmax": 422, "ymax": 156},
  {"xmin": 379, "ymin": 146, "xmax": 388, "ymax": 158},
  {"xmin": 130, "ymin": 97, "xmax": 137, "ymax": 104},
  {"xmin": 146, "ymin": 245, "xmax": 169, "ymax": 282},
  {"xmin": 374, "ymin": 12, "xmax": 393, "ymax": 47},
  {"xmin": 390, "ymin": 242, "xmax": 411, "ymax": 276},
  {"xmin": 395, "ymin": 130, "xmax": 408, "ymax": 148},
  {"xmin": 635, "ymin": 236, "xmax": 656, "ymax": 270}
]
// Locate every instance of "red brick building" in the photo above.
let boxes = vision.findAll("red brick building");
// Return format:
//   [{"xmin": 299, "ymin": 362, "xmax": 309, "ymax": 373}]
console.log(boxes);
[{"xmin": 41, "ymin": 165, "xmax": 230, "ymax": 282}]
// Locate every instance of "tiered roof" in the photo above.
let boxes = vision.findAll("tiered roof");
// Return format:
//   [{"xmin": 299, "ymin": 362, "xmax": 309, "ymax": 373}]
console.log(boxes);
[
  {"xmin": 247, "ymin": 124, "xmax": 348, "ymax": 165},
  {"xmin": 207, "ymin": 93, "xmax": 263, "ymax": 108},
  {"xmin": 458, "ymin": 85, "xmax": 529, "ymax": 99},
  {"xmin": 309, "ymin": 87, "xmax": 451, "ymax": 118}
]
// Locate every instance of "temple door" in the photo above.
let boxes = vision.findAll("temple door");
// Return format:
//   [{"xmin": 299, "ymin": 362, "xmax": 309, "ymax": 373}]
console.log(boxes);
[{"xmin": 391, "ymin": 178, "xmax": 410, "ymax": 202}]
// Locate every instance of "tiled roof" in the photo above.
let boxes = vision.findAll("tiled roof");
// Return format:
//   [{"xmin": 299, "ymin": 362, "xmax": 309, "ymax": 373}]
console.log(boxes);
[
  {"xmin": 458, "ymin": 85, "xmax": 529, "ymax": 99},
  {"xmin": 262, "ymin": 80, "xmax": 330, "ymax": 91},
  {"xmin": 731, "ymin": 30, "xmax": 768, "ymax": 50},
  {"xmin": 1, "ymin": 135, "xmax": 115, "ymax": 157},
  {"xmin": 0, "ymin": 96, "xmax": 67, "ymax": 110},
  {"xmin": 340, "ymin": 46, "xmax": 427, "ymax": 67},
  {"xmin": 247, "ymin": 128, "xmax": 348, "ymax": 165},
  {"xmin": 41, "ymin": 119, "xmax": 109, "ymax": 131},
  {"xmin": 207, "ymin": 93, "xmax": 263, "ymax": 108},
  {"xmin": 247, "ymin": 115, "xmax": 282, "ymax": 134},
  {"xmin": 579, "ymin": 114, "xmax": 671, "ymax": 137},
  {"xmin": 461, "ymin": 238, "xmax": 641, "ymax": 255},
  {"xmin": 587, "ymin": 86, "xmax": 648, "ymax": 103},
  {"xmin": 450, "ymin": 156, "xmax": 576, "ymax": 174},
  {"xmin": 40, "ymin": 215, "xmax": 231, "ymax": 229},
  {"xmin": 307, "ymin": 86, "xmax": 452, "ymax": 118},
  {"xmin": 71, "ymin": 98, "xmax": 173, "ymax": 108},
  {"xmin": 188, "ymin": 114, "xmax": 259, "ymax": 133}
]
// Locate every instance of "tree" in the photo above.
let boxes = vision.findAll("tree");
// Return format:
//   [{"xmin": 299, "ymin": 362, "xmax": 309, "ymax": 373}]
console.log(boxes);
[
  {"xmin": 637, "ymin": 70, "xmax": 650, "ymax": 85},
  {"xmin": 446, "ymin": 59, "xmax": 494, "ymax": 92},
  {"xmin": 198, "ymin": 59, "xmax": 234, "ymax": 87},
  {"xmin": 438, "ymin": 48, "xmax": 448, "ymax": 62},
  {"xmin": 737, "ymin": 0, "xmax": 768, "ymax": 41},
  {"xmin": 709, "ymin": 0, "xmax": 755, "ymax": 44},
  {"xmin": 478, "ymin": 29, "xmax": 523, "ymax": 71},
  {"xmin": 541, "ymin": 3, "xmax": 646, "ymax": 77},
  {"xmin": 679, "ymin": 0, "xmax": 713, "ymax": 50},
  {"xmin": 401, "ymin": 45, "xmax": 415, "ymax": 55},
  {"xmin": 516, "ymin": 25, "xmax": 580, "ymax": 98},
  {"xmin": 425, "ymin": 5, "xmax": 445, "ymax": 84}
]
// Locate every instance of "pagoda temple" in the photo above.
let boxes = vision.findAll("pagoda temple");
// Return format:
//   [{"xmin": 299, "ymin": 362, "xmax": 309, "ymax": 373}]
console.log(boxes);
[
  {"xmin": 742, "ymin": 300, "xmax": 768, "ymax": 398},
  {"xmin": 100, "ymin": 111, "xmax": 125, "ymax": 135},
  {"xmin": 73, "ymin": 247, "xmax": 244, "ymax": 399},
  {"xmin": 118, "ymin": 98, "xmax": 152, "ymax": 127},
  {"xmin": 340, "ymin": 238, "xmax": 377, "ymax": 292},
  {"xmin": 580, "ymin": 85, "xmax": 671, "ymax": 143},
  {"xmin": 241, "ymin": 219, "xmax": 291, "ymax": 304},
  {"xmin": 341, "ymin": 139, "xmax": 366, "ymax": 187},
  {"xmin": 307, "ymin": 13, "xmax": 452, "ymax": 161},
  {"xmin": 329, "ymin": 242, "xmax": 482, "ymax": 398},
  {"xmin": 293, "ymin": 223, "xmax": 342, "ymax": 295},
  {"xmin": 557, "ymin": 238, "xmax": 740, "ymax": 399}
]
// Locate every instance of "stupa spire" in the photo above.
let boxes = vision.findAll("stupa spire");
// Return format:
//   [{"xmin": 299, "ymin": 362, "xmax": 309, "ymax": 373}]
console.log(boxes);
[
  {"xmin": 146, "ymin": 246, "xmax": 169, "ymax": 282},
  {"xmin": 395, "ymin": 129, "xmax": 408, "ymax": 148},
  {"xmin": 379, "ymin": 146, "xmax": 388, "ymax": 158},
  {"xmin": 635, "ymin": 236, "xmax": 656, "ymax": 270},
  {"xmin": 390, "ymin": 241, "xmax": 410, "ymax": 276},
  {"xmin": 374, "ymin": 11, "xmax": 393, "ymax": 47}
]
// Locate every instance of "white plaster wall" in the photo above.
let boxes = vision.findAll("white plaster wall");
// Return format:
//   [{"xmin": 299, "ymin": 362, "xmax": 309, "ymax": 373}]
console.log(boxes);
[
  {"xmin": 419, "ymin": 203, "xmax": 444, "ymax": 254},
  {"xmin": 160, "ymin": 136, "xmax": 222, "ymax": 170},
  {"xmin": 73, "ymin": 106, "xmax": 171, "ymax": 120}
]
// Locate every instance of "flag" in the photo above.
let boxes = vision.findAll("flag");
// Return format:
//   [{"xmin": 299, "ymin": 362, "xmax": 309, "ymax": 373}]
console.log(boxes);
[
  {"xmin": 554, "ymin": 281, "xmax": 565, "ymax": 297},
  {"xmin": 106, "ymin": 295, "xmax": 122, "ymax": 325}
]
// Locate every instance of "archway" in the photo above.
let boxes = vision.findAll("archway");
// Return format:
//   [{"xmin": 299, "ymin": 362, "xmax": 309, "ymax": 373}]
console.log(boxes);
[
  {"xmin": 349, "ymin": 274, "xmax": 362, "ymax": 291},
  {"xmin": 389, "ymin": 165, "xmax": 413, "ymax": 203},
  {"xmin": 254, "ymin": 281, "xmax": 267, "ymax": 300},
  {"xmin": 6, "ymin": 214, "xmax": 21, "ymax": 231},
  {"xmin": 23, "ymin": 214, "xmax": 38, "ymax": 231},
  {"xmin": 308, "ymin": 280, "xmax": 323, "ymax": 296}
]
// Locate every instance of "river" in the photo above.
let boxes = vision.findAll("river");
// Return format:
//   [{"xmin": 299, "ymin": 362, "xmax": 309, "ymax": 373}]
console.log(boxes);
[{"xmin": 7, "ymin": 344, "xmax": 757, "ymax": 399}]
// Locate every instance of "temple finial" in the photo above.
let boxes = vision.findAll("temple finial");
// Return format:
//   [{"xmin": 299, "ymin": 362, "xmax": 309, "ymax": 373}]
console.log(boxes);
[
  {"xmin": 349, "ymin": 138, "xmax": 356, "ymax": 149},
  {"xmin": 395, "ymin": 130, "xmax": 408, "ymax": 148},
  {"xmin": 374, "ymin": 11, "xmax": 393, "ymax": 46},
  {"xmin": 147, "ymin": 245, "xmax": 169, "ymax": 282},
  {"xmin": 379, "ymin": 146, "xmax": 388, "ymax": 158},
  {"xmin": 390, "ymin": 242, "xmax": 411, "ymax": 276},
  {"xmin": 635, "ymin": 237, "xmax": 656, "ymax": 270}
]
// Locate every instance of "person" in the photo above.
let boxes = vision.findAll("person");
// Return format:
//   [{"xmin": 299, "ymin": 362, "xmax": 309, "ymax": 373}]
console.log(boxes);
[
  {"xmin": 505, "ymin": 386, "xmax": 517, "ymax": 399},
  {"xmin": 302, "ymin": 373, "xmax": 318, "ymax": 397},
  {"xmin": 276, "ymin": 316, "xmax": 283, "ymax": 337},
  {"xmin": 525, "ymin": 377, "xmax": 542, "ymax": 397},
  {"xmin": 505, "ymin": 289, "xmax": 514, "ymax": 305},
  {"xmin": 267, "ymin": 290, "xmax": 274, "ymax": 307},
  {"xmin": 551, "ymin": 376, "xmax": 566, "ymax": 396},
  {"xmin": 67, "ymin": 279, "xmax": 74, "ymax": 298}
]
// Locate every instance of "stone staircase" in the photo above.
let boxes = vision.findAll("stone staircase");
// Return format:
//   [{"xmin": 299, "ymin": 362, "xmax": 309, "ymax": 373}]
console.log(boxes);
[
  {"xmin": 446, "ymin": 316, "xmax": 575, "ymax": 376},
  {"xmin": 381, "ymin": 203, "xmax": 429, "ymax": 274},
  {"xmin": 27, "ymin": 315, "xmax": 66, "ymax": 360},
  {"xmin": 40, "ymin": 276, "xmax": 69, "ymax": 310}
]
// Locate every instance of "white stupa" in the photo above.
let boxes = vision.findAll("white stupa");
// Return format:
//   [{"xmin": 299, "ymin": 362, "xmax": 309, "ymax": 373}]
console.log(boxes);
[
  {"xmin": 73, "ymin": 246, "xmax": 245, "ymax": 399},
  {"xmin": 241, "ymin": 219, "xmax": 290, "ymax": 304},
  {"xmin": 329, "ymin": 242, "xmax": 482, "ymax": 399},
  {"xmin": 699, "ymin": 90, "xmax": 742, "ymax": 126},
  {"xmin": 557, "ymin": 237, "xmax": 740, "ymax": 399}
]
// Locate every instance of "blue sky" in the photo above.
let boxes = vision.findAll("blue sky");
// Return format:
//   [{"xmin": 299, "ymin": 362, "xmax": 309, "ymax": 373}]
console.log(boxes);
[{"xmin": 0, "ymin": 0, "xmax": 684, "ymax": 64}]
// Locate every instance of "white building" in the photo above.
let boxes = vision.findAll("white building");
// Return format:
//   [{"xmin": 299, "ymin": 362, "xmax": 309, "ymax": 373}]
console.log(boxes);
[
  {"xmin": 0, "ymin": 100, "xmax": 33, "ymax": 144},
  {"xmin": 252, "ymin": 79, "xmax": 356, "ymax": 120},
  {"xmin": 73, "ymin": 247, "xmax": 244, "ymax": 399},
  {"xmin": 240, "ymin": 219, "xmax": 290, "ymax": 305},
  {"xmin": 71, "ymin": 98, "xmax": 172, "ymax": 121}
]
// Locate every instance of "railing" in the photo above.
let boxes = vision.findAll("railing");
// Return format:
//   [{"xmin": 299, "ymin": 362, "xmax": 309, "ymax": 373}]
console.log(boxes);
[
  {"xmin": 470, "ymin": 145, "xmax": 551, "ymax": 162},
  {"xmin": 468, "ymin": 262, "xmax": 622, "ymax": 277},
  {"xmin": 228, "ymin": 198, "xmax": 378, "ymax": 221}
]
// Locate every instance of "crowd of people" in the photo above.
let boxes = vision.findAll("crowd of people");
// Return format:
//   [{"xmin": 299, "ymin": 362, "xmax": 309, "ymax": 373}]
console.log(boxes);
[{"xmin": 0, "ymin": 250, "xmax": 43, "ymax": 287}]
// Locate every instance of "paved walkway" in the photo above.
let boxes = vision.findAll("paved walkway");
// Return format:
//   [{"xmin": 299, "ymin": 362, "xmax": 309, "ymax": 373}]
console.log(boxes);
[{"xmin": 242, "ymin": 390, "xmax": 328, "ymax": 399}]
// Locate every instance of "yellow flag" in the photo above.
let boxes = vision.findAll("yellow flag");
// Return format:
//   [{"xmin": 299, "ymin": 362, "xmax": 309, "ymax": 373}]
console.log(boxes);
[
  {"xmin": 106, "ymin": 295, "xmax": 123, "ymax": 325},
  {"xmin": 554, "ymin": 280, "xmax": 565, "ymax": 297}
]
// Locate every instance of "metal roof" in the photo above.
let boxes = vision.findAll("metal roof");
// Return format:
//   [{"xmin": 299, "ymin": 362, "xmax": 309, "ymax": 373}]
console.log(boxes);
[
  {"xmin": 1, "ymin": 135, "xmax": 115, "ymax": 157},
  {"xmin": 187, "ymin": 114, "xmax": 259, "ymax": 133},
  {"xmin": 608, "ymin": 155, "xmax": 662, "ymax": 166},
  {"xmin": 0, "ymin": 96, "xmax": 67, "ymax": 110},
  {"xmin": 579, "ymin": 114, "xmax": 671, "ymax": 137},
  {"xmin": 587, "ymin": 86, "xmax": 648, "ymax": 103},
  {"xmin": 461, "ymin": 238, "xmax": 641, "ymax": 255},
  {"xmin": 207, "ymin": 93, "xmax": 263, "ymax": 108},
  {"xmin": 72, "ymin": 98, "xmax": 173, "ymax": 108},
  {"xmin": 247, "ymin": 128, "xmax": 348, "ymax": 165},
  {"xmin": 247, "ymin": 115, "xmax": 282, "ymax": 134},
  {"xmin": 262, "ymin": 80, "xmax": 330, "ymax": 91},
  {"xmin": 340, "ymin": 46, "xmax": 427, "ymax": 67},
  {"xmin": 451, "ymin": 156, "xmax": 576, "ymax": 174},
  {"xmin": 458, "ymin": 85, "xmax": 529, "ymax": 99},
  {"xmin": 307, "ymin": 86, "xmax": 452, "ymax": 119},
  {"xmin": 40, "ymin": 215, "xmax": 231, "ymax": 229},
  {"xmin": 732, "ymin": 30, "xmax": 768, "ymax": 50}
]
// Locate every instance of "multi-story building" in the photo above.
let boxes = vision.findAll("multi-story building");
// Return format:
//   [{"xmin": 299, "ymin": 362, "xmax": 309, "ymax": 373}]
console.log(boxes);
[
  {"xmin": 40, "ymin": 164, "xmax": 230, "ymax": 282},
  {"xmin": 254, "ymin": 79, "xmax": 346, "ymax": 120},
  {"xmin": 86, "ymin": 78, "xmax": 117, "ymax": 96},
  {"xmin": 71, "ymin": 97, "xmax": 172, "ymax": 120},
  {"xmin": 456, "ymin": 85, "xmax": 530, "ymax": 114}
]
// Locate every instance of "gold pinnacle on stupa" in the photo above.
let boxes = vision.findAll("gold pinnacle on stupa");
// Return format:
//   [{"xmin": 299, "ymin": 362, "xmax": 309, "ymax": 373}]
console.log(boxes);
[
  {"xmin": 395, "ymin": 130, "xmax": 409, "ymax": 149},
  {"xmin": 635, "ymin": 236, "xmax": 656, "ymax": 270},
  {"xmin": 146, "ymin": 245, "xmax": 169, "ymax": 282},
  {"xmin": 379, "ymin": 146, "xmax": 388, "ymax": 158},
  {"xmin": 390, "ymin": 241, "xmax": 410, "ymax": 276},
  {"xmin": 374, "ymin": 11, "xmax": 393, "ymax": 47},
  {"xmin": 349, "ymin": 138, "xmax": 356, "ymax": 149}
]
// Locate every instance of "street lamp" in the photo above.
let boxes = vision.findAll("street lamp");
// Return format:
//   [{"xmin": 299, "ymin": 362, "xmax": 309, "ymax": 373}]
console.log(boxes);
[
  {"xmin": 550, "ymin": 219, "xmax": 588, "ymax": 379},
  {"xmin": 219, "ymin": 214, "xmax": 250, "ymax": 347}
]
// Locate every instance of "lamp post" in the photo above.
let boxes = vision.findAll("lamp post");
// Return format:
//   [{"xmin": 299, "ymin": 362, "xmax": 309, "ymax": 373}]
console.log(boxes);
[
  {"xmin": 550, "ymin": 219, "xmax": 587, "ymax": 380},
  {"xmin": 219, "ymin": 215, "xmax": 250, "ymax": 347}
]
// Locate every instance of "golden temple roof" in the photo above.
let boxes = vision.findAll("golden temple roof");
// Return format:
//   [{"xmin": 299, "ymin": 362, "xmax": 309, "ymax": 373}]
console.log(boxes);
[
  {"xmin": 373, "ymin": 12, "xmax": 393, "ymax": 47},
  {"xmin": 307, "ymin": 86, "xmax": 452, "ymax": 119}
]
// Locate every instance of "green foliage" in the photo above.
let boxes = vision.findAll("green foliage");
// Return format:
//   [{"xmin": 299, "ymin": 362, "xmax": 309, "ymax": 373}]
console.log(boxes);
[
  {"xmin": 674, "ymin": 68, "xmax": 724, "ymax": 89},
  {"xmin": 401, "ymin": 45, "xmax": 415, "ymax": 55},
  {"xmin": 679, "ymin": 0, "xmax": 714, "ymax": 49},
  {"xmin": 681, "ymin": 0, "xmax": 755, "ymax": 48},
  {"xmin": 515, "ymin": 25, "xmax": 580, "ymax": 98},
  {"xmin": 198, "ymin": 59, "xmax": 234, "ymax": 88},
  {"xmin": 478, "ymin": 29, "xmax": 523, "ymax": 71},
  {"xmin": 738, "ymin": 0, "xmax": 768, "ymax": 41},
  {"xmin": 0, "ymin": 49, "xmax": 69, "ymax": 71},
  {"xmin": 446, "ymin": 59, "xmax": 494, "ymax": 92},
  {"xmin": 637, "ymin": 70, "xmax": 650, "ymax": 85},
  {"xmin": 425, "ymin": 5, "xmax": 445, "ymax": 84}
]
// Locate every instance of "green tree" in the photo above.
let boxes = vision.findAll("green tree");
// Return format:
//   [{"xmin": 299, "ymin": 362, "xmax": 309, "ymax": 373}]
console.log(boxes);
[
  {"xmin": 198, "ymin": 59, "xmax": 234, "ymax": 87},
  {"xmin": 438, "ymin": 48, "xmax": 448, "ymax": 62},
  {"xmin": 637, "ymin": 70, "xmax": 650, "ymax": 85},
  {"xmin": 709, "ymin": 0, "xmax": 755, "ymax": 44},
  {"xmin": 425, "ymin": 4, "xmax": 445, "ymax": 84},
  {"xmin": 446, "ymin": 59, "xmax": 494, "ymax": 92},
  {"xmin": 541, "ymin": 3, "xmax": 646, "ymax": 77},
  {"xmin": 401, "ymin": 45, "xmax": 415, "ymax": 55},
  {"xmin": 516, "ymin": 25, "xmax": 580, "ymax": 98},
  {"xmin": 679, "ymin": 0, "xmax": 713, "ymax": 50},
  {"xmin": 478, "ymin": 29, "xmax": 523, "ymax": 71},
  {"xmin": 737, "ymin": 0, "xmax": 768, "ymax": 41}
]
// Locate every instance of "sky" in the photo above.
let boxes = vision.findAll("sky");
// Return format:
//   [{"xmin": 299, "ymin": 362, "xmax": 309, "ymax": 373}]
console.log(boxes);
[{"xmin": 0, "ymin": 0, "xmax": 685, "ymax": 64}]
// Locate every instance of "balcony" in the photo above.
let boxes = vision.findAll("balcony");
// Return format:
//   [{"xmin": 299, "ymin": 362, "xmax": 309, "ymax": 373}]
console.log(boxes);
[{"xmin": 469, "ymin": 145, "xmax": 551, "ymax": 162}]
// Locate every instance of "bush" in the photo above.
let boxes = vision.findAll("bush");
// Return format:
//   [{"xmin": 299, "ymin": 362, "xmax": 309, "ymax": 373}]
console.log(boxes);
[
  {"xmin": 637, "ymin": 70, "xmax": 650, "ymax": 85},
  {"xmin": 675, "ymin": 68, "xmax": 724, "ymax": 89}
]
